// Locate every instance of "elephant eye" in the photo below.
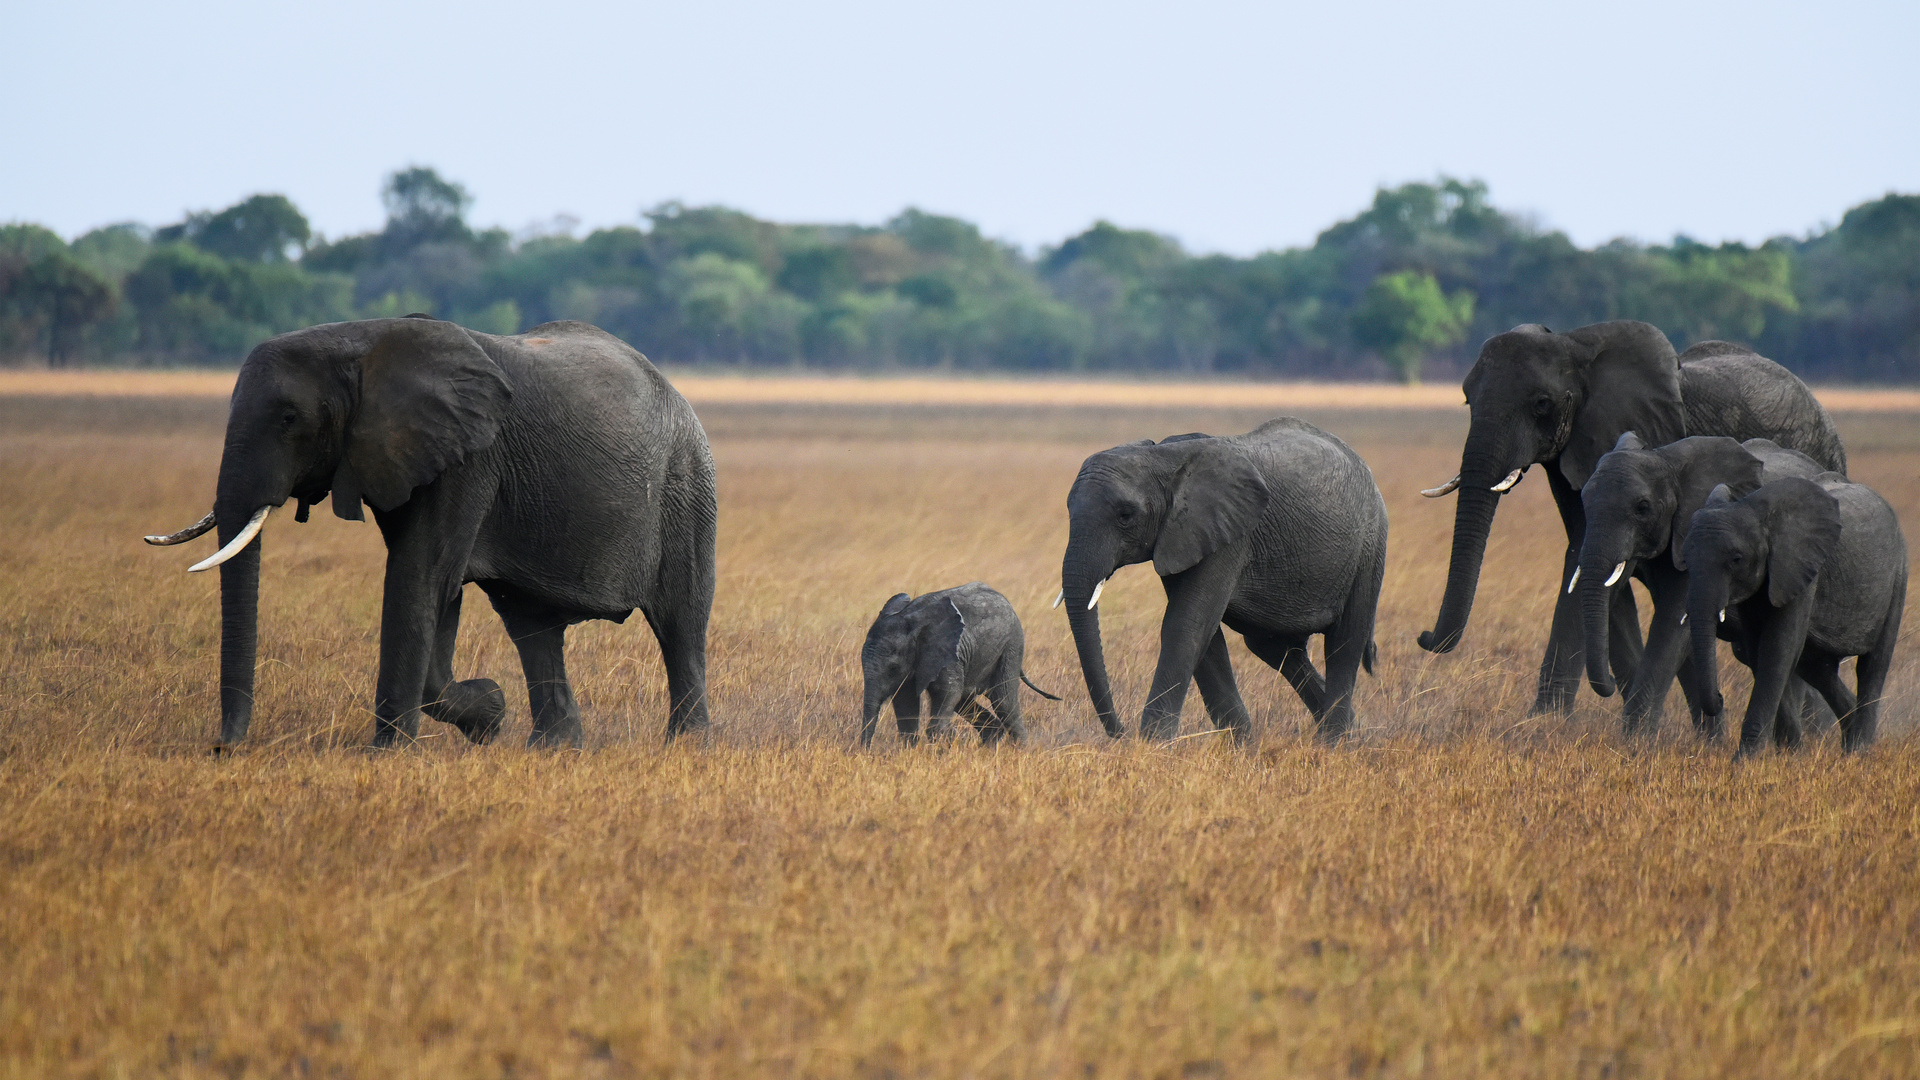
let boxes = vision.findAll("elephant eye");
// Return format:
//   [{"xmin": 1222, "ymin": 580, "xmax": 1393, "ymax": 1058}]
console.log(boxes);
[
  {"xmin": 1532, "ymin": 395, "xmax": 1553, "ymax": 418},
  {"xmin": 1635, "ymin": 499, "xmax": 1652, "ymax": 515},
  {"xmin": 279, "ymin": 407, "xmax": 300, "ymax": 430}
]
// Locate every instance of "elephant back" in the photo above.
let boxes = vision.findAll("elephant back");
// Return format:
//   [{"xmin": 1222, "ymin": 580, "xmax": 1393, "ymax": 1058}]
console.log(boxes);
[{"xmin": 1679, "ymin": 343, "xmax": 1846, "ymax": 475}]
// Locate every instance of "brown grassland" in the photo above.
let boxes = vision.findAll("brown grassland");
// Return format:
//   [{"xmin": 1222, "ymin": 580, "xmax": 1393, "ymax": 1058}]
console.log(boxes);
[{"xmin": 1, "ymin": 377, "xmax": 1917, "ymax": 1078}]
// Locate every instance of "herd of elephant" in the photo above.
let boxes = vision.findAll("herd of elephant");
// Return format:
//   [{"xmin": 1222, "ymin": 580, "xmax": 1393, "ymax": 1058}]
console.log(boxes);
[{"xmin": 144, "ymin": 315, "xmax": 1907, "ymax": 759}]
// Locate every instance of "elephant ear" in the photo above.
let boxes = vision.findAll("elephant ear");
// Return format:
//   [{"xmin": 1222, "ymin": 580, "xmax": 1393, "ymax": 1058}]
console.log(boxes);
[
  {"xmin": 1153, "ymin": 441, "xmax": 1271, "ymax": 577},
  {"xmin": 1559, "ymin": 322, "xmax": 1685, "ymax": 489},
  {"xmin": 1763, "ymin": 479, "xmax": 1841, "ymax": 608},
  {"xmin": 913, "ymin": 598, "xmax": 966, "ymax": 688},
  {"xmin": 342, "ymin": 319, "xmax": 513, "ymax": 513},
  {"xmin": 1666, "ymin": 437, "xmax": 1765, "ymax": 569}
]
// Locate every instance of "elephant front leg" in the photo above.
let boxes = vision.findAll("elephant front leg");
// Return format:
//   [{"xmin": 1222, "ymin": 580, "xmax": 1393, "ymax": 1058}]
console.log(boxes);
[
  {"xmin": 892, "ymin": 687, "xmax": 923, "ymax": 746},
  {"xmin": 1143, "ymin": 562, "xmax": 1239, "ymax": 740},
  {"xmin": 372, "ymin": 565, "xmax": 461, "ymax": 748},
  {"xmin": 1530, "ymin": 546, "xmax": 1587, "ymax": 716},
  {"xmin": 419, "ymin": 586, "xmax": 506, "ymax": 744},
  {"xmin": 924, "ymin": 673, "xmax": 964, "ymax": 741},
  {"xmin": 1190, "ymin": 628, "xmax": 1251, "ymax": 742},
  {"xmin": 1621, "ymin": 591, "xmax": 1687, "ymax": 736},
  {"xmin": 1735, "ymin": 603, "xmax": 1814, "ymax": 759}
]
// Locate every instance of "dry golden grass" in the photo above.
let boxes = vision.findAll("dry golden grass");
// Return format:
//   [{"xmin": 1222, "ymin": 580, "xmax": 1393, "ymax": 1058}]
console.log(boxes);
[{"xmin": 2, "ymin": 381, "xmax": 1918, "ymax": 1078}]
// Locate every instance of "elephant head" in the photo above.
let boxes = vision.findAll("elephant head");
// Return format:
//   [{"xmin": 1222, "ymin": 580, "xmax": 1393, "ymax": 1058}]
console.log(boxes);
[
  {"xmin": 1575, "ymin": 434, "xmax": 1763, "ymax": 696},
  {"xmin": 1678, "ymin": 479, "xmax": 1841, "ymax": 719},
  {"xmin": 144, "ymin": 317, "xmax": 512, "ymax": 745},
  {"xmin": 1059, "ymin": 434, "xmax": 1269, "ymax": 737},
  {"xmin": 859, "ymin": 593, "xmax": 964, "ymax": 746},
  {"xmin": 1418, "ymin": 320, "xmax": 1686, "ymax": 653}
]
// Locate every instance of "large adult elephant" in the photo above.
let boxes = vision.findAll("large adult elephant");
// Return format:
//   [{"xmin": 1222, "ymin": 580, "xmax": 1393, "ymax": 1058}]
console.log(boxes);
[
  {"xmin": 145, "ymin": 316, "xmax": 717, "ymax": 748},
  {"xmin": 1415, "ymin": 321, "xmax": 1845, "ymax": 715},
  {"xmin": 1060, "ymin": 419, "xmax": 1387, "ymax": 741}
]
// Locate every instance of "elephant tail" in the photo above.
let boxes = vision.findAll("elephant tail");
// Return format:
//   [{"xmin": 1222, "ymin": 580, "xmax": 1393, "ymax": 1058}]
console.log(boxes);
[
  {"xmin": 1021, "ymin": 672, "xmax": 1063, "ymax": 700},
  {"xmin": 1363, "ymin": 639, "xmax": 1377, "ymax": 677}
]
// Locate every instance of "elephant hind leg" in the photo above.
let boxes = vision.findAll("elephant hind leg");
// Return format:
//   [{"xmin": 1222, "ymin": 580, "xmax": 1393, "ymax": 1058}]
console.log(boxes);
[
  {"xmin": 491, "ymin": 594, "xmax": 583, "ymax": 750},
  {"xmin": 1843, "ymin": 589, "xmax": 1904, "ymax": 752},
  {"xmin": 1244, "ymin": 632, "xmax": 1325, "ymax": 727}
]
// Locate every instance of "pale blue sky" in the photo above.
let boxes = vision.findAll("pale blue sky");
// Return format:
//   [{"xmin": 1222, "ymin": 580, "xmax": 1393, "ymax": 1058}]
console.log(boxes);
[{"xmin": 5, "ymin": 0, "xmax": 1916, "ymax": 253}]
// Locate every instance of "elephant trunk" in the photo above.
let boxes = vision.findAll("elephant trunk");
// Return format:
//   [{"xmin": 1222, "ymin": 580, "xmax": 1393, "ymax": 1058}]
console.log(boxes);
[
  {"xmin": 1687, "ymin": 574, "xmax": 1729, "ymax": 722},
  {"xmin": 1418, "ymin": 482, "xmax": 1502, "ymax": 653},
  {"xmin": 858, "ymin": 666, "xmax": 888, "ymax": 747},
  {"xmin": 1062, "ymin": 542, "xmax": 1123, "ymax": 738},
  {"xmin": 1579, "ymin": 546, "xmax": 1627, "ymax": 697},
  {"xmin": 216, "ymin": 503, "xmax": 263, "ymax": 746}
]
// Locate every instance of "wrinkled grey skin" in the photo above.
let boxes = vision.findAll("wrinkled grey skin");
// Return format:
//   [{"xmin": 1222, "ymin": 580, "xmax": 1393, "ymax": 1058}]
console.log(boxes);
[
  {"xmin": 1576, "ymin": 435, "xmax": 1831, "ymax": 736},
  {"xmin": 1682, "ymin": 476, "xmax": 1906, "ymax": 757},
  {"xmin": 1417, "ymin": 321, "xmax": 1846, "ymax": 718},
  {"xmin": 162, "ymin": 316, "xmax": 716, "ymax": 749},
  {"xmin": 1062, "ymin": 418, "xmax": 1387, "ymax": 742},
  {"xmin": 860, "ymin": 583, "xmax": 1059, "ymax": 746}
]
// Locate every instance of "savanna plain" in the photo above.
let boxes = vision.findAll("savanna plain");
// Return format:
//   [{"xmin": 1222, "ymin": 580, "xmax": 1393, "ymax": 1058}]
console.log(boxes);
[{"xmin": 3, "ymin": 376, "xmax": 1919, "ymax": 1079}]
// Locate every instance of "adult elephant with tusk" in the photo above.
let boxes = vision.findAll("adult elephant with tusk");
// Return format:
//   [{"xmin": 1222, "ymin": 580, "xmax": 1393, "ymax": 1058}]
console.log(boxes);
[
  {"xmin": 1061, "ymin": 419, "xmax": 1387, "ymax": 742},
  {"xmin": 145, "ymin": 315, "xmax": 717, "ymax": 749},
  {"xmin": 1415, "ymin": 321, "xmax": 1846, "ymax": 716}
]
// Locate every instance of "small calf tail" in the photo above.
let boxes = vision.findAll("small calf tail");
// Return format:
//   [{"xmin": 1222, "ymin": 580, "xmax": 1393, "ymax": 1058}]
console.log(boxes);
[
  {"xmin": 1021, "ymin": 672, "xmax": 1063, "ymax": 700},
  {"xmin": 1363, "ymin": 639, "xmax": 1377, "ymax": 677}
]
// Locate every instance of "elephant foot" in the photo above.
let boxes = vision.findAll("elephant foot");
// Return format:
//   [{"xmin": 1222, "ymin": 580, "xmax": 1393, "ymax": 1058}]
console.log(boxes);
[
  {"xmin": 426, "ymin": 678, "xmax": 507, "ymax": 744},
  {"xmin": 1526, "ymin": 694, "xmax": 1575, "ymax": 718}
]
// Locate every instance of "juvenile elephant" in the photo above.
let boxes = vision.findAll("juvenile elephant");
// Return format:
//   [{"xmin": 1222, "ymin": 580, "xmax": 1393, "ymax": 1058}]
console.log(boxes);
[
  {"xmin": 1416, "ymin": 322, "xmax": 1846, "ymax": 717},
  {"xmin": 1061, "ymin": 418, "xmax": 1387, "ymax": 742},
  {"xmin": 145, "ymin": 316, "xmax": 717, "ymax": 749},
  {"xmin": 1681, "ymin": 476, "xmax": 1907, "ymax": 756},
  {"xmin": 1575, "ymin": 434, "xmax": 1830, "ymax": 736},
  {"xmin": 859, "ymin": 583, "xmax": 1059, "ymax": 746}
]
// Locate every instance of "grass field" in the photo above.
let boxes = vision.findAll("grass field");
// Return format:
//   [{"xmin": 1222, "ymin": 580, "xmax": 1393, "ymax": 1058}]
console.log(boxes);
[{"xmin": 2, "ymin": 375, "xmax": 1917, "ymax": 1078}]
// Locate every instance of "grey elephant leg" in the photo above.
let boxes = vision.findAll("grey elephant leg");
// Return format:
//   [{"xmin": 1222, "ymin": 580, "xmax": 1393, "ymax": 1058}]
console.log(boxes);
[
  {"xmin": 983, "ymin": 663, "xmax": 1026, "ymax": 745},
  {"xmin": 1319, "ymin": 631, "xmax": 1368, "ymax": 743},
  {"xmin": 925, "ymin": 673, "xmax": 963, "ymax": 741},
  {"xmin": 892, "ymin": 686, "xmax": 923, "ymax": 746},
  {"xmin": 1244, "ymin": 632, "xmax": 1328, "ymax": 722},
  {"xmin": 1735, "ymin": 604, "xmax": 1814, "ymax": 758},
  {"xmin": 419, "ymin": 586, "xmax": 506, "ymax": 744},
  {"xmin": 1190, "ymin": 628, "xmax": 1252, "ymax": 741},
  {"xmin": 1842, "ymin": 594, "xmax": 1902, "ymax": 752},
  {"xmin": 645, "ymin": 603, "xmax": 711, "ymax": 741},
  {"xmin": 494, "ymin": 600, "xmax": 582, "ymax": 749},
  {"xmin": 1771, "ymin": 679, "xmax": 1806, "ymax": 750},
  {"xmin": 1795, "ymin": 656, "xmax": 1856, "ymax": 726},
  {"xmin": 1622, "ymin": 602, "xmax": 1687, "ymax": 736},
  {"xmin": 1795, "ymin": 678, "xmax": 1839, "ymax": 735},
  {"xmin": 1531, "ymin": 547, "xmax": 1586, "ymax": 715}
]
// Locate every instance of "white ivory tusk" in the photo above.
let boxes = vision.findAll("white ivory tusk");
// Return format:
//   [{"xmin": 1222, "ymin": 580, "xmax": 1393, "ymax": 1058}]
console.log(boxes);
[
  {"xmin": 1565, "ymin": 566, "xmax": 1581, "ymax": 594},
  {"xmin": 1420, "ymin": 475, "xmax": 1461, "ymax": 498},
  {"xmin": 144, "ymin": 510, "xmax": 217, "ymax": 546},
  {"xmin": 1087, "ymin": 578, "xmax": 1107, "ymax": 610},
  {"xmin": 1680, "ymin": 613, "xmax": 1688, "ymax": 625},
  {"xmin": 1604, "ymin": 562, "xmax": 1626, "ymax": 587},
  {"xmin": 1719, "ymin": 608, "xmax": 1726, "ymax": 623},
  {"xmin": 188, "ymin": 506, "xmax": 270, "ymax": 573},
  {"xmin": 1051, "ymin": 589, "xmax": 1064, "ymax": 609},
  {"xmin": 1490, "ymin": 468, "xmax": 1525, "ymax": 493}
]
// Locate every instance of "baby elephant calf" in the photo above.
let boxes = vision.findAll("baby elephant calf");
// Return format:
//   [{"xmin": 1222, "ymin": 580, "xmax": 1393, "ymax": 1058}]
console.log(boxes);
[
  {"xmin": 1682, "ymin": 475, "xmax": 1907, "ymax": 756},
  {"xmin": 860, "ymin": 582, "xmax": 1059, "ymax": 746}
]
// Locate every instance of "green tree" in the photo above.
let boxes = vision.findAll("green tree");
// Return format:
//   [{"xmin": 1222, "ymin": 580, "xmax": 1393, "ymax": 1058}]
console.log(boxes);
[
  {"xmin": 1350, "ymin": 270, "xmax": 1476, "ymax": 383},
  {"xmin": 381, "ymin": 167, "xmax": 473, "ymax": 251}
]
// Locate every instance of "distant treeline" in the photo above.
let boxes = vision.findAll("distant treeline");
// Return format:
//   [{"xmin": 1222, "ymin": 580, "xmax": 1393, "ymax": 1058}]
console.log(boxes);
[{"xmin": 4, "ymin": 168, "xmax": 1917, "ymax": 382}]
